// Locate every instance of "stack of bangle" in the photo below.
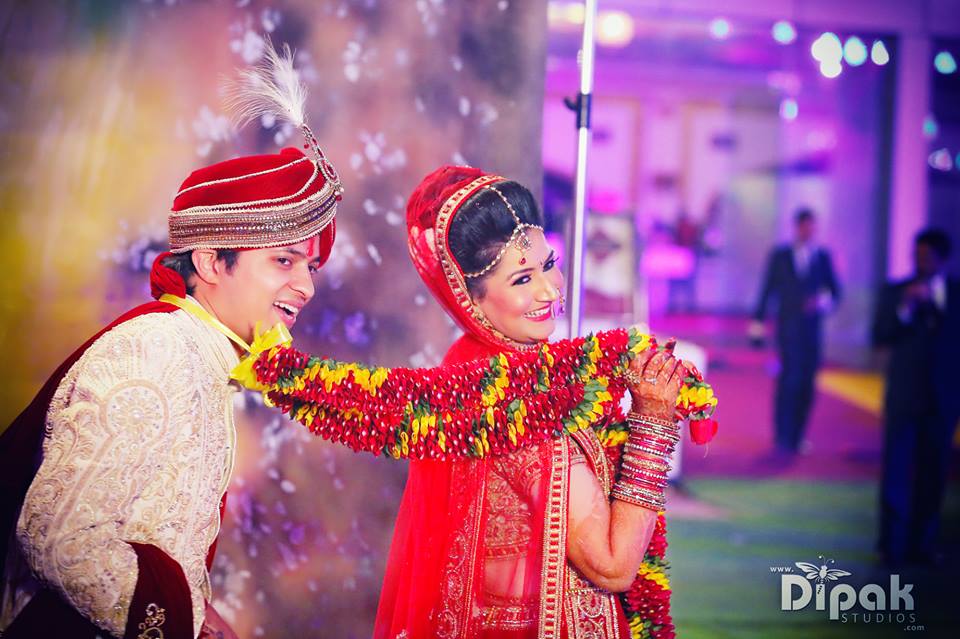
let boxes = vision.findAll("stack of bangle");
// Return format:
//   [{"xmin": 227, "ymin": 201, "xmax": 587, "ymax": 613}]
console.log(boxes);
[{"xmin": 611, "ymin": 412, "xmax": 680, "ymax": 511}]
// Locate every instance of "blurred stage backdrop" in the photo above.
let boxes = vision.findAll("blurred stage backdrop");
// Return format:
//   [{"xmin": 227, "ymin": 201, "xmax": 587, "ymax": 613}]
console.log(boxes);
[
  {"xmin": 542, "ymin": 7, "xmax": 899, "ymax": 367},
  {"xmin": 0, "ymin": 1, "xmax": 547, "ymax": 636}
]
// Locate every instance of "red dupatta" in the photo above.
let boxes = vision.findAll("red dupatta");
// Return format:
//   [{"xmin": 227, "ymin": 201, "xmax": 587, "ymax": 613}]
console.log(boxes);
[{"xmin": 374, "ymin": 167, "xmax": 631, "ymax": 638}]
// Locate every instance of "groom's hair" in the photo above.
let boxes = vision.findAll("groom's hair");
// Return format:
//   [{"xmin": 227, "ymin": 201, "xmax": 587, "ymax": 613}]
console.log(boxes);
[
  {"xmin": 448, "ymin": 180, "xmax": 544, "ymax": 298},
  {"xmin": 162, "ymin": 250, "xmax": 239, "ymax": 295}
]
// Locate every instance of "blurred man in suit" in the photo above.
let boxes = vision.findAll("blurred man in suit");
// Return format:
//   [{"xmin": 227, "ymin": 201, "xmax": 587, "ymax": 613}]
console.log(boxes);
[
  {"xmin": 750, "ymin": 209, "xmax": 842, "ymax": 456},
  {"xmin": 872, "ymin": 228, "xmax": 959, "ymax": 566}
]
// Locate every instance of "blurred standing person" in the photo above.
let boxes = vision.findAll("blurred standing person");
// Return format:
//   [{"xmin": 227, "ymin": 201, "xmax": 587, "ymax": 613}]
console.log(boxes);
[
  {"xmin": 750, "ymin": 209, "xmax": 841, "ymax": 456},
  {"xmin": 668, "ymin": 209, "xmax": 701, "ymax": 313},
  {"xmin": 872, "ymin": 229, "xmax": 959, "ymax": 566}
]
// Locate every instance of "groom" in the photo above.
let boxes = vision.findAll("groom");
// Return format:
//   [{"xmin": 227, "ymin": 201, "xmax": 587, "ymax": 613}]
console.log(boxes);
[{"xmin": 0, "ymin": 144, "xmax": 342, "ymax": 639}]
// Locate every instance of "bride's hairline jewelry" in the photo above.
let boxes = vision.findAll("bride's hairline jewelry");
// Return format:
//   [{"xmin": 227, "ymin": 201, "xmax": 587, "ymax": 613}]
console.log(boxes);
[{"xmin": 462, "ymin": 185, "xmax": 543, "ymax": 280}]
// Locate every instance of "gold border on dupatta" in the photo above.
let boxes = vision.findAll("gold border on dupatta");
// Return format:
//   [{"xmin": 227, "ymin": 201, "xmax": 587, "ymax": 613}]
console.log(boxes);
[
  {"xmin": 434, "ymin": 460, "xmax": 489, "ymax": 638},
  {"xmin": 537, "ymin": 437, "xmax": 570, "ymax": 638}
]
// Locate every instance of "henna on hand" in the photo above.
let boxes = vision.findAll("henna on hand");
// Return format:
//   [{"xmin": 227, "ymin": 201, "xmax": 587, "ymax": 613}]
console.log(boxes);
[{"xmin": 625, "ymin": 339, "xmax": 684, "ymax": 421}]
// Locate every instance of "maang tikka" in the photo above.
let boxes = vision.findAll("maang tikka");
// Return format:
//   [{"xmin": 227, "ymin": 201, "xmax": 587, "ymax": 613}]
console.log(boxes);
[{"xmin": 463, "ymin": 185, "xmax": 543, "ymax": 279}]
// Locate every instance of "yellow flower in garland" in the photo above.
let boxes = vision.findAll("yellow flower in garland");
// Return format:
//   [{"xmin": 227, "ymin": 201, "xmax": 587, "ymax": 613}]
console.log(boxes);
[
  {"xmin": 481, "ymin": 357, "xmax": 509, "ymax": 406},
  {"xmin": 514, "ymin": 408, "xmax": 525, "ymax": 436},
  {"xmin": 542, "ymin": 344, "xmax": 555, "ymax": 367},
  {"xmin": 410, "ymin": 417, "xmax": 421, "ymax": 444},
  {"xmin": 588, "ymin": 338, "xmax": 602, "ymax": 364},
  {"xmin": 637, "ymin": 563, "xmax": 671, "ymax": 591},
  {"xmin": 472, "ymin": 427, "xmax": 492, "ymax": 457},
  {"xmin": 353, "ymin": 367, "xmax": 371, "ymax": 389},
  {"xmin": 370, "ymin": 367, "xmax": 389, "ymax": 391},
  {"xmin": 598, "ymin": 427, "xmax": 629, "ymax": 447},
  {"xmin": 631, "ymin": 333, "xmax": 652, "ymax": 355},
  {"xmin": 677, "ymin": 383, "xmax": 718, "ymax": 410}
]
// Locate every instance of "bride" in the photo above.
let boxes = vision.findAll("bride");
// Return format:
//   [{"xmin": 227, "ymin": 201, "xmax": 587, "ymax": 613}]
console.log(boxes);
[{"xmin": 374, "ymin": 166, "xmax": 686, "ymax": 638}]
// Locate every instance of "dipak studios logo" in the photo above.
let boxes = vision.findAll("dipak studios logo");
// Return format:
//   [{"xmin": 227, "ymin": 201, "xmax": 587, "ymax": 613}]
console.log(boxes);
[{"xmin": 770, "ymin": 556, "xmax": 922, "ymax": 628}]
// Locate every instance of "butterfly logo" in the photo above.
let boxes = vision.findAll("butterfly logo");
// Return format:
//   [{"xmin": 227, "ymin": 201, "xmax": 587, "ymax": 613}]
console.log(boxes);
[{"xmin": 795, "ymin": 556, "xmax": 852, "ymax": 585}]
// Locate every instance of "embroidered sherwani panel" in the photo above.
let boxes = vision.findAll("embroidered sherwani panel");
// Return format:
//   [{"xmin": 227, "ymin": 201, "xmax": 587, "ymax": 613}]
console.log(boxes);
[{"xmin": 10, "ymin": 309, "xmax": 238, "ymax": 637}]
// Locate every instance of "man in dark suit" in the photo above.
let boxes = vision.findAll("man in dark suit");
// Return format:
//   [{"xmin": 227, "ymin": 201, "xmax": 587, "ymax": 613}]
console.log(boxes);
[
  {"xmin": 872, "ymin": 228, "xmax": 959, "ymax": 566},
  {"xmin": 751, "ymin": 209, "xmax": 842, "ymax": 456}
]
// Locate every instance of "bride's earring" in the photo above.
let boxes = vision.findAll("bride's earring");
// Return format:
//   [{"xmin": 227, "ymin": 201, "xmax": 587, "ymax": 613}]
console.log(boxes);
[{"xmin": 556, "ymin": 290, "xmax": 566, "ymax": 316}]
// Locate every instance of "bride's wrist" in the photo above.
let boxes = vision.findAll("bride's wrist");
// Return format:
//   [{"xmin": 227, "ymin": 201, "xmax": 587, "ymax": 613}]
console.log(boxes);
[
  {"xmin": 627, "ymin": 403, "xmax": 676, "ymax": 424},
  {"xmin": 613, "ymin": 413, "xmax": 679, "ymax": 511}
]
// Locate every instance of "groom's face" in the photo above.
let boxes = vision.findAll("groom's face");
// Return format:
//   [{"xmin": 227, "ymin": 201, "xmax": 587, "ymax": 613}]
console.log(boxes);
[{"xmin": 202, "ymin": 235, "xmax": 324, "ymax": 343}]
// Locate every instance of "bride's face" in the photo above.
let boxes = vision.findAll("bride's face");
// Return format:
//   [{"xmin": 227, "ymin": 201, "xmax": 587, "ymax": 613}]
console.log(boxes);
[{"xmin": 472, "ymin": 228, "xmax": 564, "ymax": 344}]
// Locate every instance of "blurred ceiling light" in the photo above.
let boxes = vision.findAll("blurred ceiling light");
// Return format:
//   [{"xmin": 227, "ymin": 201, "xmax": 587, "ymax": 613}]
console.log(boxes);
[
  {"xmin": 547, "ymin": 2, "xmax": 584, "ymax": 28},
  {"xmin": 772, "ymin": 20, "xmax": 797, "ymax": 44},
  {"xmin": 928, "ymin": 148, "xmax": 953, "ymax": 171},
  {"xmin": 923, "ymin": 115, "xmax": 939, "ymax": 139},
  {"xmin": 811, "ymin": 32, "xmax": 843, "ymax": 63},
  {"xmin": 709, "ymin": 18, "xmax": 732, "ymax": 40},
  {"xmin": 597, "ymin": 10, "xmax": 634, "ymax": 47},
  {"xmin": 934, "ymin": 51, "xmax": 957, "ymax": 74},
  {"xmin": 766, "ymin": 71, "xmax": 802, "ymax": 94},
  {"xmin": 819, "ymin": 60, "xmax": 843, "ymax": 78},
  {"xmin": 779, "ymin": 98, "xmax": 799, "ymax": 121},
  {"xmin": 871, "ymin": 40, "xmax": 890, "ymax": 65},
  {"xmin": 843, "ymin": 36, "xmax": 868, "ymax": 66}
]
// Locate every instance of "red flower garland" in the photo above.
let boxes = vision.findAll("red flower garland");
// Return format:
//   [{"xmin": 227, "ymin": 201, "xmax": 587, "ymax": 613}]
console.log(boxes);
[{"xmin": 235, "ymin": 328, "xmax": 718, "ymax": 461}]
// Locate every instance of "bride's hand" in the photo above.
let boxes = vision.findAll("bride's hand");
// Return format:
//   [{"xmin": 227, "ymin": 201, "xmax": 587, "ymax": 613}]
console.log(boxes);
[{"xmin": 626, "ymin": 338, "xmax": 684, "ymax": 421}]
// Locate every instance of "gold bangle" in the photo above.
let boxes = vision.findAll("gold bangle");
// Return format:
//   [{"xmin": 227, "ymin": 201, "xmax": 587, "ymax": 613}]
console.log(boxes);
[{"xmin": 627, "ymin": 412, "xmax": 677, "ymax": 428}]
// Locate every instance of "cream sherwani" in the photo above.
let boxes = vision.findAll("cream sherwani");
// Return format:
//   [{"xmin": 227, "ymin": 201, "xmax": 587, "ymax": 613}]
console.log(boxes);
[{"xmin": 1, "ymin": 306, "xmax": 239, "ymax": 637}]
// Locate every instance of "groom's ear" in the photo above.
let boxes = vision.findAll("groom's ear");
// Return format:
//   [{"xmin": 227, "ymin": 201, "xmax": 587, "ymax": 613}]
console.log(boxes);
[{"xmin": 192, "ymin": 249, "xmax": 225, "ymax": 286}]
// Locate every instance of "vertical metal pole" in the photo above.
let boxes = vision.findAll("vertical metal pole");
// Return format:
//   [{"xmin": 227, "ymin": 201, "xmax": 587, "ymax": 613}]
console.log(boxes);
[{"xmin": 567, "ymin": 0, "xmax": 597, "ymax": 338}]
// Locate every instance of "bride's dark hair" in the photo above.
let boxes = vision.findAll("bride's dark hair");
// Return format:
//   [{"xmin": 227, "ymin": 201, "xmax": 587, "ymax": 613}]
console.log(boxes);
[{"xmin": 448, "ymin": 180, "xmax": 544, "ymax": 298}]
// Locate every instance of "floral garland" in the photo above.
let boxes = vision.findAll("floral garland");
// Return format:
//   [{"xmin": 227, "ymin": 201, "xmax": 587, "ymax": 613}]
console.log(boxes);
[
  {"xmin": 231, "ymin": 327, "xmax": 719, "ymax": 460},
  {"xmin": 600, "ymin": 431, "xmax": 675, "ymax": 639},
  {"xmin": 232, "ymin": 325, "xmax": 715, "ymax": 636}
]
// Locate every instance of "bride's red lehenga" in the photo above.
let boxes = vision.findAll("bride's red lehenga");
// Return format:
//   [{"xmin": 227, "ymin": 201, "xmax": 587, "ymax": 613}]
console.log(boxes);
[{"xmin": 375, "ymin": 167, "xmax": 665, "ymax": 639}]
